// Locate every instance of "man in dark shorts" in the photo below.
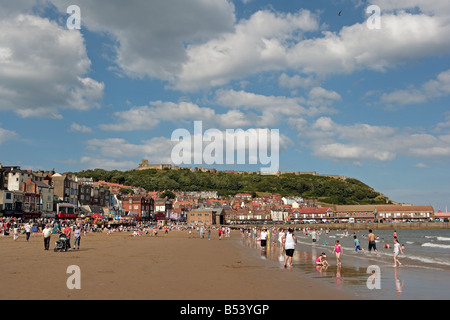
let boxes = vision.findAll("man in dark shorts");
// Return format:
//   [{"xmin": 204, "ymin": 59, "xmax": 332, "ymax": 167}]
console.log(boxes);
[{"xmin": 368, "ymin": 229, "xmax": 379, "ymax": 256}]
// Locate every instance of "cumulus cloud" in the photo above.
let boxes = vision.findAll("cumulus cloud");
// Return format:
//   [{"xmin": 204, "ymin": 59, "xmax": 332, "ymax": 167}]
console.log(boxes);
[
  {"xmin": 292, "ymin": 117, "xmax": 450, "ymax": 164},
  {"xmin": 49, "ymin": 0, "xmax": 236, "ymax": 82},
  {"xmin": 0, "ymin": 14, "xmax": 104, "ymax": 118},
  {"xmin": 99, "ymin": 100, "xmax": 252, "ymax": 131},
  {"xmin": 174, "ymin": 9, "xmax": 320, "ymax": 91},
  {"xmin": 172, "ymin": 8, "xmax": 450, "ymax": 91},
  {"xmin": 31, "ymin": 1, "xmax": 450, "ymax": 94},
  {"xmin": 69, "ymin": 123, "xmax": 93, "ymax": 134},
  {"xmin": 381, "ymin": 69, "xmax": 450, "ymax": 106}
]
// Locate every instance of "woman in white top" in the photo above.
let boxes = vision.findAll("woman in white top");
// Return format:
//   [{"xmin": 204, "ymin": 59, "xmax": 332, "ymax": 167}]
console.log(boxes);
[
  {"xmin": 282, "ymin": 228, "xmax": 297, "ymax": 268},
  {"xmin": 258, "ymin": 228, "xmax": 268, "ymax": 249}
]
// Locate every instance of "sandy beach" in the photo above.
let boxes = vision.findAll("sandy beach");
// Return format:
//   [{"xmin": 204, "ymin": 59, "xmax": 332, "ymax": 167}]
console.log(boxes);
[{"xmin": 0, "ymin": 229, "xmax": 354, "ymax": 300}]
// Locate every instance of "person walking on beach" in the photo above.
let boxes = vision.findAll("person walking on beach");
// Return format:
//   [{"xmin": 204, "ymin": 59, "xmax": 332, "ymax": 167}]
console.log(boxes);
[
  {"xmin": 282, "ymin": 228, "xmax": 297, "ymax": 268},
  {"xmin": 368, "ymin": 229, "xmax": 379, "ymax": 256},
  {"xmin": 207, "ymin": 227, "xmax": 211, "ymax": 240},
  {"xmin": 42, "ymin": 224, "xmax": 52, "ymax": 250},
  {"xmin": 63, "ymin": 224, "xmax": 72, "ymax": 251},
  {"xmin": 258, "ymin": 228, "xmax": 268, "ymax": 250},
  {"xmin": 332, "ymin": 240, "xmax": 343, "ymax": 266},
  {"xmin": 74, "ymin": 226, "xmax": 81, "ymax": 250},
  {"xmin": 25, "ymin": 222, "xmax": 32, "ymax": 242},
  {"xmin": 393, "ymin": 237, "xmax": 404, "ymax": 267},
  {"xmin": 13, "ymin": 225, "xmax": 19, "ymax": 241}
]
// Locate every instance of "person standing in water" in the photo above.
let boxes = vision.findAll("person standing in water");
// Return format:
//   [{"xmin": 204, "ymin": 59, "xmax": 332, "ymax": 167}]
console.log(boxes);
[
  {"xmin": 282, "ymin": 228, "xmax": 297, "ymax": 268},
  {"xmin": 393, "ymin": 237, "xmax": 404, "ymax": 267},
  {"xmin": 368, "ymin": 229, "xmax": 379, "ymax": 256},
  {"xmin": 332, "ymin": 240, "xmax": 343, "ymax": 266}
]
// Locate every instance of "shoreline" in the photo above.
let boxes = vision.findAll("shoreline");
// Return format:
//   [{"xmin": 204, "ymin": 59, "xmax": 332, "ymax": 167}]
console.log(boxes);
[
  {"xmin": 232, "ymin": 222, "xmax": 450, "ymax": 231},
  {"xmin": 0, "ymin": 230, "xmax": 356, "ymax": 300}
]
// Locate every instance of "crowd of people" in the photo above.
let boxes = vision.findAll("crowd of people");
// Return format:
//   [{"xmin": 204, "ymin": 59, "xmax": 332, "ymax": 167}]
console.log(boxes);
[
  {"xmin": 0, "ymin": 216, "xmax": 235, "ymax": 252},
  {"xmin": 240, "ymin": 225, "xmax": 407, "ymax": 270},
  {"xmin": 2, "ymin": 217, "xmax": 406, "ymax": 269}
]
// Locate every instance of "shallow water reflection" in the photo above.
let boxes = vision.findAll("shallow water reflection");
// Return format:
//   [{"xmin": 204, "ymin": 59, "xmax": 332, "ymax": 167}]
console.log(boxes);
[{"xmin": 239, "ymin": 231, "xmax": 450, "ymax": 300}]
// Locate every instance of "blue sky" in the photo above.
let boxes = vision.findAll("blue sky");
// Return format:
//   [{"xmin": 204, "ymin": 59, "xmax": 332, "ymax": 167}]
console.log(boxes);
[{"xmin": 0, "ymin": 0, "xmax": 450, "ymax": 210}]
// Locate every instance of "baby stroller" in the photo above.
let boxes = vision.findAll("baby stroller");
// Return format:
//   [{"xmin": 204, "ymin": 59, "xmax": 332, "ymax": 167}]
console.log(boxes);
[{"xmin": 54, "ymin": 234, "xmax": 68, "ymax": 252}]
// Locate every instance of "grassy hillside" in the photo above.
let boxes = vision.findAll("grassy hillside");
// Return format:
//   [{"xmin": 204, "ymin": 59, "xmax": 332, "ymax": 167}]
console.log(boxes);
[{"xmin": 70, "ymin": 168, "xmax": 392, "ymax": 205}]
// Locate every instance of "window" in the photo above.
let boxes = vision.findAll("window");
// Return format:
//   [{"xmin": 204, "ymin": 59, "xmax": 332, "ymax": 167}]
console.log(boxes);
[{"xmin": 6, "ymin": 193, "xmax": 12, "ymax": 200}]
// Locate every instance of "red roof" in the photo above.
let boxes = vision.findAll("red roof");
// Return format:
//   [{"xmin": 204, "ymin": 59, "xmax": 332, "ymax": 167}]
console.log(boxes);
[{"xmin": 435, "ymin": 210, "xmax": 450, "ymax": 217}]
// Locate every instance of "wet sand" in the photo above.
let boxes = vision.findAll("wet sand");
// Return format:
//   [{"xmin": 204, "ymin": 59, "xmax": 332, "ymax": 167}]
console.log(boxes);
[{"xmin": 0, "ymin": 230, "xmax": 355, "ymax": 300}]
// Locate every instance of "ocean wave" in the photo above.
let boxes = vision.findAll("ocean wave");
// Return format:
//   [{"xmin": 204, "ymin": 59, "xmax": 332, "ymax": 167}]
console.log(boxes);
[
  {"xmin": 422, "ymin": 243, "xmax": 450, "ymax": 249},
  {"xmin": 437, "ymin": 237, "xmax": 450, "ymax": 242}
]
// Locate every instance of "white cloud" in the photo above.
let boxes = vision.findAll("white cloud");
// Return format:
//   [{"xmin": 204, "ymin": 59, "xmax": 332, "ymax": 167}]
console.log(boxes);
[
  {"xmin": 28, "ymin": 1, "xmax": 450, "ymax": 94},
  {"xmin": 49, "ymin": 0, "xmax": 236, "ymax": 82},
  {"xmin": 278, "ymin": 73, "xmax": 319, "ymax": 89},
  {"xmin": 82, "ymin": 127, "xmax": 291, "ymax": 171},
  {"xmin": 0, "ymin": 14, "xmax": 104, "ymax": 118},
  {"xmin": 80, "ymin": 157, "xmax": 138, "ymax": 171},
  {"xmin": 381, "ymin": 69, "xmax": 450, "ymax": 105},
  {"xmin": 174, "ymin": 9, "xmax": 450, "ymax": 91},
  {"xmin": 0, "ymin": 127, "xmax": 18, "ymax": 145},
  {"xmin": 174, "ymin": 9, "xmax": 320, "ymax": 91},
  {"xmin": 100, "ymin": 100, "xmax": 253, "ymax": 131},
  {"xmin": 293, "ymin": 117, "xmax": 450, "ymax": 164},
  {"xmin": 69, "ymin": 123, "xmax": 93, "ymax": 134}
]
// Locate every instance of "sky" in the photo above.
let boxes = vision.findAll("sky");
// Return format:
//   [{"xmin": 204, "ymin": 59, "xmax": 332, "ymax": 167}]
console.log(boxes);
[{"xmin": 0, "ymin": 0, "xmax": 450, "ymax": 210}]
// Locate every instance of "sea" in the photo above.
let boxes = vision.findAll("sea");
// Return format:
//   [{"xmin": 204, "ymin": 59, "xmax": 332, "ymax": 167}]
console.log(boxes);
[{"xmin": 240, "ymin": 228, "xmax": 450, "ymax": 300}]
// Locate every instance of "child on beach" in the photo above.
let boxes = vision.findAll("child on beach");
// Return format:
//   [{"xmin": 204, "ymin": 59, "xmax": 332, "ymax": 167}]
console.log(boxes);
[
  {"xmin": 315, "ymin": 253, "xmax": 329, "ymax": 267},
  {"xmin": 332, "ymin": 240, "xmax": 343, "ymax": 266},
  {"xmin": 354, "ymin": 235, "xmax": 364, "ymax": 253},
  {"xmin": 393, "ymin": 237, "xmax": 404, "ymax": 267}
]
